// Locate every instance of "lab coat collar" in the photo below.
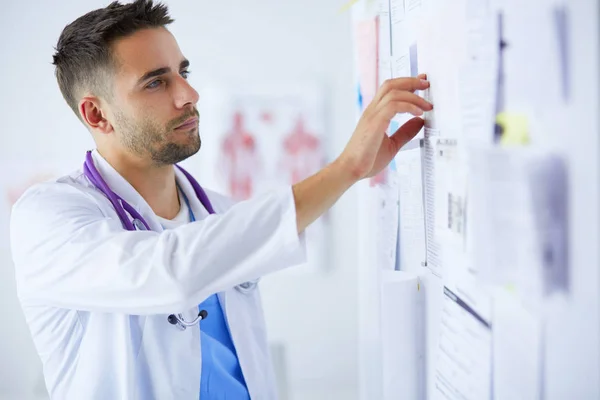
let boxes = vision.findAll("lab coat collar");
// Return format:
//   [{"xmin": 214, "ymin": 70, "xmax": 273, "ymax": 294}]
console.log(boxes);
[
  {"xmin": 90, "ymin": 149, "xmax": 150, "ymax": 212},
  {"xmin": 173, "ymin": 164, "xmax": 213, "ymax": 220},
  {"xmin": 89, "ymin": 149, "xmax": 209, "ymax": 232}
]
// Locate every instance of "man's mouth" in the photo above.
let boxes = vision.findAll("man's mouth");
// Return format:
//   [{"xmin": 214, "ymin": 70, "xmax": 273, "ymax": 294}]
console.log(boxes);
[{"xmin": 174, "ymin": 117, "xmax": 199, "ymax": 130}]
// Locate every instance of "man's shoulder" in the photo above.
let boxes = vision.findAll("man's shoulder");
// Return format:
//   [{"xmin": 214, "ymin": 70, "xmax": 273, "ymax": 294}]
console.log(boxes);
[{"xmin": 12, "ymin": 167, "xmax": 97, "ymax": 215}]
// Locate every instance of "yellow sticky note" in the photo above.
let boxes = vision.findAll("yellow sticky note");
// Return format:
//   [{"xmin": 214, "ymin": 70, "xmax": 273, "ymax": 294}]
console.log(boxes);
[
  {"xmin": 504, "ymin": 283, "xmax": 517, "ymax": 293},
  {"xmin": 338, "ymin": 0, "xmax": 360, "ymax": 13},
  {"xmin": 496, "ymin": 112, "xmax": 530, "ymax": 145},
  {"xmin": 338, "ymin": 0, "xmax": 378, "ymax": 14}
]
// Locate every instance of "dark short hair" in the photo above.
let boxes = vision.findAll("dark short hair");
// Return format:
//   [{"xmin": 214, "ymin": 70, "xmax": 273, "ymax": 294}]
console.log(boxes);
[{"xmin": 52, "ymin": 0, "xmax": 173, "ymax": 118}]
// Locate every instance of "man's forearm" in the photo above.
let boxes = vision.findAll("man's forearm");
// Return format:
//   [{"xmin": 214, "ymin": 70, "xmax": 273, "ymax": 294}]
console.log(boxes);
[{"xmin": 292, "ymin": 158, "xmax": 358, "ymax": 234}]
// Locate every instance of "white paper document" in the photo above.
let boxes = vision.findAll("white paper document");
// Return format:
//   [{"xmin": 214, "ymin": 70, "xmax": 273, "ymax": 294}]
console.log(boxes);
[
  {"xmin": 390, "ymin": 0, "xmax": 406, "ymax": 27},
  {"xmin": 377, "ymin": 170, "xmax": 400, "ymax": 271},
  {"xmin": 420, "ymin": 134, "xmax": 444, "ymax": 277},
  {"xmin": 378, "ymin": 0, "xmax": 392, "ymax": 84},
  {"xmin": 461, "ymin": 0, "xmax": 498, "ymax": 145},
  {"xmin": 406, "ymin": 0, "xmax": 421, "ymax": 13},
  {"xmin": 389, "ymin": 0, "xmax": 409, "ymax": 78},
  {"xmin": 381, "ymin": 271, "xmax": 423, "ymax": 399},
  {"xmin": 390, "ymin": 0, "xmax": 421, "ymax": 80},
  {"xmin": 468, "ymin": 147, "xmax": 569, "ymax": 308},
  {"xmin": 492, "ymin": 289, "xmax": 543, "ymax": 400},
  {"xmin": 434, "ymin": 286, "xmax": 492, "ymax": 400},
  {"xmin": 396, "ymin": 142, "xmax": 426, "ymax": 272}
]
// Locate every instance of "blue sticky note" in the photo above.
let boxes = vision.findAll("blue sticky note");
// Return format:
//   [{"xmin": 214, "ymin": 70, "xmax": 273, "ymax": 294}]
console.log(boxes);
[{"xmin": 357, "ymin": 83, "xmax": 363, "ymax": 112}]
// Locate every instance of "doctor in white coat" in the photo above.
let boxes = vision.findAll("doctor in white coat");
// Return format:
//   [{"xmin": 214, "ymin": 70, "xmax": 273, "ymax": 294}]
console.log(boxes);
[{"xmin": 9, "ymin": 0, "xmax": 432, "ymax": 399}]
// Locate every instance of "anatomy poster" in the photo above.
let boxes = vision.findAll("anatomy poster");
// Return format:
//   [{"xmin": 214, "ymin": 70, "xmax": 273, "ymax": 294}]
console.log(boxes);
[{"xmin": 213, "ymin": 84, "xmax": 330, "ymax": 274}]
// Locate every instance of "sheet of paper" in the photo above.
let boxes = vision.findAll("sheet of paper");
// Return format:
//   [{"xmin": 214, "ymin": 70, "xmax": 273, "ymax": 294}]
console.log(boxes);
[
  {"xmin": 406, "ymin": 0, "xmax": 421, "ymax": 14},
  {"xmin": 459, "ymin": 0, "xmax": 498, "ymax": 145},
  {"xmin": 468, "ymin": 147, "xmax": 569, "ymax": 310},
  {"xmin": 434, "ymin": 286, "xmax": 492, "ymax": 400},
  {"xmin": 396, "ymin": 141, "xmax": 426, "ymax": 272},
  {"xmin": 468, "ymin": 147, "xmax": 537, "ymax": 288},
  {"xmin": 378, "ymin": 0, "xmax": 392, "ymax": 85},
  {"xmin": 433, "ymin": 138, "xmax": 463, "ymax": 237},
  {"xmin": 390, "ymin": 0, "xmax": 410, "ymax": 79},
  {"xmin": 497, "ymin": 0, "xmax": 566, "ymax": 147},
  {"xmin": 492, "ymin": 289, "xmax": 543, "ymax": 400},
  {"xmin": 381, "ymin": 271, "xmax": 423, "ymax": 399},
  {"xmin": 390, "ymin": 0, "xmax": 421, "ymax": 78},
  {"xmin": 414, "ymin": 0, "xmax": 465, "ymax": 138},
  {"xmin": 421, "ymin": 132, "xmax": 443, "ymax": 276},
  {"xmin": 390, "ymin": 0, "xmax": 405, "ymax": 26},
  {"xmin": 376, "ymin": 164, "xmax": 400, "ymax": 271}
]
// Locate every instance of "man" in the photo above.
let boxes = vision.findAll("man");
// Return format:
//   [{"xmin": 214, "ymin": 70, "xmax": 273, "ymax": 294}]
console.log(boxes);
[{"xmin": 9, "ymin": 0, "xmax": 432, "ymax": 399}]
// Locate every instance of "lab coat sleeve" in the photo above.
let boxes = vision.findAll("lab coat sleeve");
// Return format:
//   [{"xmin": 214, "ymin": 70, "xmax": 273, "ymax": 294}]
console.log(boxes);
[{"xmin": 10, "ymin": 182, "xmax": 306, "ymax": 314}]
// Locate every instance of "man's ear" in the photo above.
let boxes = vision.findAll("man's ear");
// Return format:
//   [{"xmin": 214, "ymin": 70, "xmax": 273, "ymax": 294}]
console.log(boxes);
[{"xmin": 79, "ymin": 96, "xmax": 114, "ymax": 134}]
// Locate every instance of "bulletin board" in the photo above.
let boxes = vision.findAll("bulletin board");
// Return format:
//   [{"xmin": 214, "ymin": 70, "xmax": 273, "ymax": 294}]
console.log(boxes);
[{"xmin": 352, "ymin": 0, "xmax": 600, "ymax": 399}]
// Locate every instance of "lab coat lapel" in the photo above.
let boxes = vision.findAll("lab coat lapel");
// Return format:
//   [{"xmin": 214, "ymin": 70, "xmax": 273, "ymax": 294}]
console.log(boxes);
[
  {"xmin": 90, "ymin": 150, "xmax": 162, "ymax": 232},
  {"xmin": 173, "ymin": 166, "xmax": 211, "ymax": 219}
]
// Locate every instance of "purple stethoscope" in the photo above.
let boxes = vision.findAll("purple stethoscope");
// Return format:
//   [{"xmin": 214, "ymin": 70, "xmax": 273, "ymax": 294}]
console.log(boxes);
[{"xmin": 83, "ymin": 150, "xmax": 257, "ymax": 330}]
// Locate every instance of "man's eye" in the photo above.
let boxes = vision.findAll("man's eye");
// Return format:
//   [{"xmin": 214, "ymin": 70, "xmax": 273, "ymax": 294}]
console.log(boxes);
[
  {"xmin": 181, "ymin": 70, "xmax": 191, "ymax": 79},
  {"xmin": 146, "ymin": 79, "xmax": 163, "ymax": 89}
]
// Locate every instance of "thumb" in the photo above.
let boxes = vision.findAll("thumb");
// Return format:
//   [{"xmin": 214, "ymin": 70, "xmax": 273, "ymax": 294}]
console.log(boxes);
[{"xmin": 390, "ymin": 117, "xmax": 424, "ymax": 152}]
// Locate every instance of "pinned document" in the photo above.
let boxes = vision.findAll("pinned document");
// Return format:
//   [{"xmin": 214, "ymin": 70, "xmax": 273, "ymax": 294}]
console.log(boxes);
[
  {"xmin": 380, "ymin": 271, "xmax": 424, "ymax": 399},
  {"xmin": 434, "ymin": 286, "xmax": 492, "ymax": 400},
  {"xmin": 492, "ymin": 288, "xmax": 544, "ymax": 400},
  {"xmin": 420, "ymin": 134, "xmax": 443, "ymax": 276},
  {"xmin": 396, "ymin": 140, "xmax": 426, "ymax": 272},
  {"xmin": 468, "ymin": 147, "xmax": 569, "ymax": 309}
]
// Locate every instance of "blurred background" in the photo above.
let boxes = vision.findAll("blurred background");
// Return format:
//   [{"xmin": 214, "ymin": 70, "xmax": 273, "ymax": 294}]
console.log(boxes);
[{"xmin": 0, "ymin": 1, "xmax": 360, "ymax": 399}]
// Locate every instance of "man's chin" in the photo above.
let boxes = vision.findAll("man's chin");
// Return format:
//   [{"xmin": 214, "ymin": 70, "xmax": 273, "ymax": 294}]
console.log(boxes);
[{"xmin": 151, "ymin": 139, "xmax": 201, "ymax": 165}]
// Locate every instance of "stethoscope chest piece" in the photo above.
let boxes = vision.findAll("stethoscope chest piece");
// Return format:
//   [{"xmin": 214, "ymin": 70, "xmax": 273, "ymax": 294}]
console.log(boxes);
[{"xmin": 168, "ymin": 309, "xmax": 208, "ymax": 331}]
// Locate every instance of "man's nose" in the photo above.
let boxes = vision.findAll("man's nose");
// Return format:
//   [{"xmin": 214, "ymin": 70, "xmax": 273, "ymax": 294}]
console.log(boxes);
[{"xmin": 173, "ymin": 76, "xmax": 199, "ymax": 109}]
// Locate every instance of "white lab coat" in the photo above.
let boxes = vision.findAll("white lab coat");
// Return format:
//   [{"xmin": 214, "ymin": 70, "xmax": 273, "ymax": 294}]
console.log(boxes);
[{"xmin": 9, "ymin": 150, "xmax": 306, "ymax": 399}]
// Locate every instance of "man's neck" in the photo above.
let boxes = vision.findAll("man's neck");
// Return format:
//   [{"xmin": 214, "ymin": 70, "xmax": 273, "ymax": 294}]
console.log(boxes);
[{"xmin": 98, "ymin": 148, "xmax": 180, "ymax": 220}]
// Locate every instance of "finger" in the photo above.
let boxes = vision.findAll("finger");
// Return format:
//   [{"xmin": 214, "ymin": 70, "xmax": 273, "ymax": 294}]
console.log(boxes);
[
  {"xmin": 376, "ymin": 77, "xmax": 430, "ymax": 101},
  {"xmin": 379, "ymin": 100, "xmax": 425, "ymax": 120},
  {"xmin": 389, "ymin": 117, "xmax": 425, "ymax": 152},
  {"xmin": 417, "ymin": 73, "xmax": 427, "ymax": 80},
  {"xmin": 377, "ymin": 89, "xmax": 433, "ymax": 112}
]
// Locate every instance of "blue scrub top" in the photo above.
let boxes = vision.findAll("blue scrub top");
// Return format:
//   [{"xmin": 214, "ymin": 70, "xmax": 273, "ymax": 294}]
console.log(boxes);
[
  {"xmin": 175, "ymin": 187, "xmax": 250, "ymax": 399},
  {"xmin": 198, "ymin": 295, "xmax": 250, "ymax": 399}
]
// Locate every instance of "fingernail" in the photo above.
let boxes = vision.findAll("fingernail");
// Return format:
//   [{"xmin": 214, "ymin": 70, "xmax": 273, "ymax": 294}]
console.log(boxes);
[{"xmin": 421, "ymin": 79, "xmax": 429, "ymax": 86}]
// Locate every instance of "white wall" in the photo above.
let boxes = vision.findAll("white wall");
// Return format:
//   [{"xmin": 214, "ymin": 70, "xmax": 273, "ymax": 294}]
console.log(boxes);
[{"xmin": 0, "ymin": 1, "xmax": 359, "ymax": 399}]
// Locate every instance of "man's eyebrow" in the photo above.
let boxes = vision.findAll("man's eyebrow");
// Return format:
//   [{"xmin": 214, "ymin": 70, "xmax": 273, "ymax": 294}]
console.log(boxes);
[
  {"xmin": 136, "ymin": 59, "xmax": 190, "ymax": 86},
  {"xmin": 137, "ymin": 67, "xmax": 170, "ymax": 85}
]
